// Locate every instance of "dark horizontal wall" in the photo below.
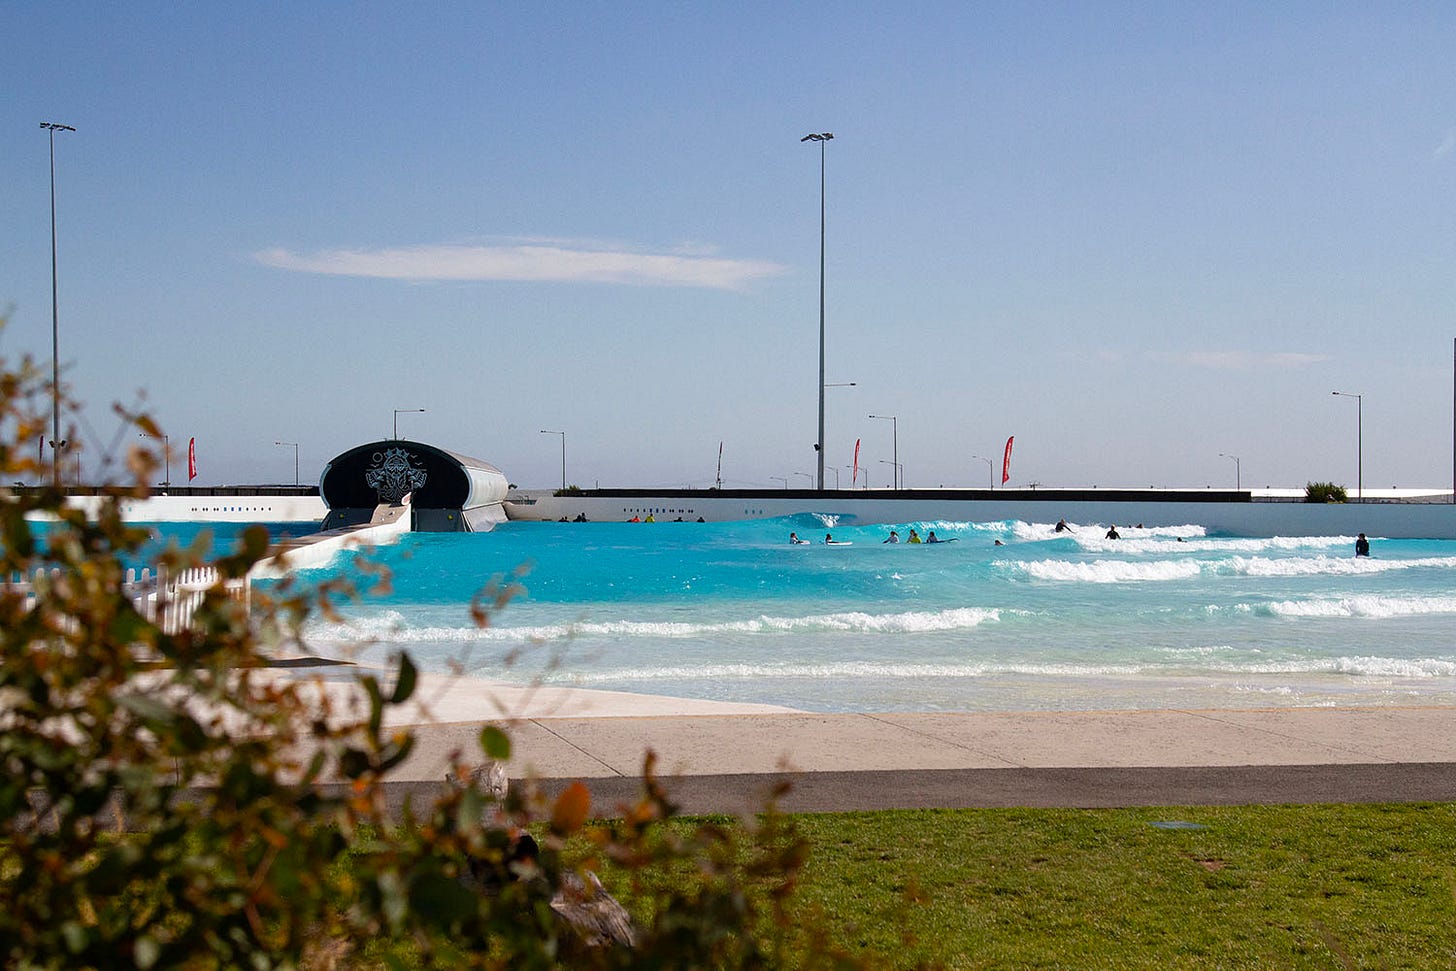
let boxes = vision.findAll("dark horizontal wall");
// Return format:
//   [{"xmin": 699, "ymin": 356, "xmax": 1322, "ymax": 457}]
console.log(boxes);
[
  {"xmin": 568, "ymin": 488, "xmax": 1253, "ymax": 504},
  {"xmin": 38, "ymin": 485, "xmax": 320, "ymax": 497}
]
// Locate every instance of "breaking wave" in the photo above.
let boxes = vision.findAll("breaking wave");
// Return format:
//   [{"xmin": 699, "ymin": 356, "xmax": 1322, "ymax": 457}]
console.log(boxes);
[{"xmin": 306, "ymin": 605, "xmax": 1005, "ymax": 645}]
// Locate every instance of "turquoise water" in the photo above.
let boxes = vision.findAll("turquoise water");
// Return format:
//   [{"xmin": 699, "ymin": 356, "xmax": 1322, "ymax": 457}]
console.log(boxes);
[{"xmin": 289, "ymin": 514, "xmax": 1456, "ymax": 713}]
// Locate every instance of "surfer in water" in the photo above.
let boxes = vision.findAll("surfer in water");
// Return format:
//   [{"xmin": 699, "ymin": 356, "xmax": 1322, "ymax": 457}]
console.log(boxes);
[
  {"xmin": 1355, "ymin": 533, "xmax": 1370, "ymax": 557},
  {"xmin": 883, "ymin": 530, "xmax": 900, "ymax": 543},
  {"xmin": 1055, "ymin": 518, "xmax": 1073, "ymax": 533},
  {"xmin": 1105, "ymin": 525, "xmax": 1120, "ymax": 540},
  {"xmin": 789, "ymin": 532, "xmax": 808, "ymax": 545},
  {"xmin": 908, "ymin": 528, "xmax": 922, "ymax": 544}
]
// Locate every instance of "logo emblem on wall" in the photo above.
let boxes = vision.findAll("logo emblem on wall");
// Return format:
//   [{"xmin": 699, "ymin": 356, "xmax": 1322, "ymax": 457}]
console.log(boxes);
[{"xmin": 365, "ymin": 447, "xmax": 428, "ymax": 502}]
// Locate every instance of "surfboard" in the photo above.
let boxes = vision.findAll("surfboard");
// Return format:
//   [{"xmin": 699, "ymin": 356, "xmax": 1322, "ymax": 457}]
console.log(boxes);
[{"xmin": 825, "ymin": 540, "xmax": 853, "ymax": 546}]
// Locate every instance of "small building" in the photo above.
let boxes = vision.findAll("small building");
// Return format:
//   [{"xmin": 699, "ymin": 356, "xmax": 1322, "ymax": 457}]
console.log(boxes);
[{"xmin": 319, "ymin": 440, "xmax": 509, "ymax": 532}]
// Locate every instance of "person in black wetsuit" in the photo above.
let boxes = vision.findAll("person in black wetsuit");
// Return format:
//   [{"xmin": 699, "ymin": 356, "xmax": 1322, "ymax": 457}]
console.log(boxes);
[{"xmin": 1355, "ymin": 533, "xmax": 1370, "ymax": 557}]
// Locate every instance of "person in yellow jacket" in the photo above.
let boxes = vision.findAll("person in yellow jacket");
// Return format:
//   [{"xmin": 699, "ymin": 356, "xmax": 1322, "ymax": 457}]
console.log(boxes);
[{"xmin": 907, "ymin": 528, "xmax": 922, "ymax": 544}]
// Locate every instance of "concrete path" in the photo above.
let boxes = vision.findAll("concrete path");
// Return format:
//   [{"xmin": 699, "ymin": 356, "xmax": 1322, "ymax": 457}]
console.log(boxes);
[{"xmin": 284, "ymin": 671, "xmax": 1456, "ymax": 813}]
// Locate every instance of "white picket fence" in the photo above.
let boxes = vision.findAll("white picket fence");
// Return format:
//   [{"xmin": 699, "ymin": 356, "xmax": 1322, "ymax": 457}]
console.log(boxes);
[{"xmin": 3, "ymin": 566, "xmax": 251, "ymax": 635}]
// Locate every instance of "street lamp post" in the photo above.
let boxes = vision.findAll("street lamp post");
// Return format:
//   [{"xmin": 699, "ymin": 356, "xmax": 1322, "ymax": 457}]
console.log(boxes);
[
  {"xmin": 793, "ymin": 471, "xmax": 814, "ymax": 486},
  {"xmin": 970, "ymin": 454, "xmax": 994, "ymax": 489},
  {"xmin": 393, "ymin": 408, "xmax": 425, "ymax": 439},
  {"xmin": 138, "ymin": 433, "xmax": 170, "ymax": 487},
  {"xmin": 275, "ymin": 441, "xmax": 300, "ymax": 486},
  {"xmin": 539, "ymin": 430, "xmax": 566, "ymax": 491},
  {"xmin": 42, "ymin": 122, "xmax": 75, "ymax": 487},
  {"xmin": 802, "ymin": 131, "xmax": 833, "ymax": 491},
  {"xmin": 869, "ymin": 414, "xmax": 899, "ymax": 488},
  {"xmin": 1331, "ymin": 391, "xmax": 1362, "ymax": 501},
  {"xmin": 829, "ymin": 466, "xmax": 840, "ymax": 489},
  {"xmin": 878, "ymin": 459, "xmax": 903, "ymax": 489},
  {"xmin": 1219, "ymin": 452, "xmax": 1241, "ymax": 490},
  {"xmin": 769, "ymin": 476, "xmax": 788, "ymax": 489}
]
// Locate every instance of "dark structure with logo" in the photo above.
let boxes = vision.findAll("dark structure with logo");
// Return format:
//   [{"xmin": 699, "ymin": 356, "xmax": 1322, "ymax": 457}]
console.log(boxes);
[{"xmin": 319, "ymin": 440, "xmax": 509, "ymax": 532}]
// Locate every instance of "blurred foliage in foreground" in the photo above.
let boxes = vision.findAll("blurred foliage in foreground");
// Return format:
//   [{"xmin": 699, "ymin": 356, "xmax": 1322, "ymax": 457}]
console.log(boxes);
[{"xmin": 0, "ymin": 325, "xmax": 894, "ymax": 969}]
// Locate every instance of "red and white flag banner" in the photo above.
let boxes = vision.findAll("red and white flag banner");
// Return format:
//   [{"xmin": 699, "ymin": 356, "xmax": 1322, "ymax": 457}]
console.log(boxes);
[{"xmin": 1002, "ymin": 436, "xmax": 1014, "ymax": 485}]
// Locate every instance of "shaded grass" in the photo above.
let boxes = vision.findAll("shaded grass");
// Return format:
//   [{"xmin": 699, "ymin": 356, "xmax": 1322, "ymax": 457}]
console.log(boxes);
[{"xmin": 779, "ymin": 802, "xmax": 1456, "ymax": 969}]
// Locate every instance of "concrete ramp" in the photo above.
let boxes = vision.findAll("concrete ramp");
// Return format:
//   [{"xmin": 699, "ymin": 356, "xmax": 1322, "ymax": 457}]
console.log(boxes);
[{"xmin": 249, "ymin": 496, "xmax": 412, "ymax": 580}]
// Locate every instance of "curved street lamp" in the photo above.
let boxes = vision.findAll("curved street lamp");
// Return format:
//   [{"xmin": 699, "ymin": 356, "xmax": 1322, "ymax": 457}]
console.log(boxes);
[
  {"xmin": 42, "ymin": 122, "xmax": 76, "ymax": 486},
  {"xmin": 393, "ymin": 408, "xmax": 425, "ymax": 440},
  {"xmin": 138, "ymin": 432, "xmax": 170, "ymax": 487},
  {"xmin": 802, "ymin": 131, "xmax": 834, "ymax": 490},
  {"xmin": 1219, "ymin": 452, "xmax": 1241, "ymax": 491},
  {"xmin": 970, "ymin": 454, "xmax": 994, "ymax": 489},
  {"xmin": 539, "ymin": 430, "xmax": 566, "ymax": 491},
  {"xmin": 276, "ymin": 441, "xmax": 300, "ymax": 486},
  {"xmin": 1331, "ymin": 391, "xmax": 1362, "ymax": 501},
  {"xmin": 869, "ymin": 415, "xmax": 899, "ymax": 488}
]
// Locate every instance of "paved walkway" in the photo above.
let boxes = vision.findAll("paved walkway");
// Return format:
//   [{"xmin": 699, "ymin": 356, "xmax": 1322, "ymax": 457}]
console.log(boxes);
[{"xmin": 285, "ymin": 670, "xmax": 1456, "ymax": 814}]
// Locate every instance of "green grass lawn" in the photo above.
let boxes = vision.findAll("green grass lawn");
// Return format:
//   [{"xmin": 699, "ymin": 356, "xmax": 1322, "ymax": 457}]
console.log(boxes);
[{"xmin": 779, "ymin": 803, "xmax": 1456, "ymax": 969}]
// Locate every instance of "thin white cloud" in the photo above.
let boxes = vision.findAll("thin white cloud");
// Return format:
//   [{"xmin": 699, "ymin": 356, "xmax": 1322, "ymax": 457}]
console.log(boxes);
[
  {"xmin": 253, "ymin": 242, "xmax": 785, "ymax": 290},
  {"xmin": 1155, "ymin": 350, "xmax": 1330, "ymax": 371},
  {"xmin": 1435, "ymin": 129, "xmax": 1456, "ymax": 159}
]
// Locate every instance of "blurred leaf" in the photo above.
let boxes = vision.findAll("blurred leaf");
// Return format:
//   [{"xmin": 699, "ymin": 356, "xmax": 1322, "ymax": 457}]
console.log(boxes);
[
  {"xmin": 480, "ymin": 724, "xmax": 511, "ymax": 761},
  {"xmin": 134, "ymin": 934, "xmax": 160, "ymax": 969},
  {"xmin": 389, "ymin": 653, "xmax": 417, "ymax": 705},
  {"xmin": 551, "ymin": 781, "xmax": 592, "ymax": 836}
]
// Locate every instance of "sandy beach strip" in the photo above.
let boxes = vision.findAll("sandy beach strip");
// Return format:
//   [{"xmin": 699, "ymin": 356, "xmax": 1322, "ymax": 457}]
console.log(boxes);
[{"xmin": 260, "ymin": 660, "xmax": 1456, "ymax": 812}]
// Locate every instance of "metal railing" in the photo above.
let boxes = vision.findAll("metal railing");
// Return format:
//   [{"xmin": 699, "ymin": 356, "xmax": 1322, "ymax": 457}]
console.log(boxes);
[{"xmin": 4, "ymin": 566, "xmax": 251, "ymax": 635}]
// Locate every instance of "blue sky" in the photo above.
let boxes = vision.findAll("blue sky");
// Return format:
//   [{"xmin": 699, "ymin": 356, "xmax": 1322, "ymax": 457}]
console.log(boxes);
[{"xmin": 3, "ymin": 3, "xmax": 1454, "ymax": 491}]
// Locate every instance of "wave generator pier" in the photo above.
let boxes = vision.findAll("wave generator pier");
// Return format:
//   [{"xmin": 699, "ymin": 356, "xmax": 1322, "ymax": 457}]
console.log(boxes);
[{"xmin": 319, "ymin": 440, "xmax": 509, "ymax": 532}]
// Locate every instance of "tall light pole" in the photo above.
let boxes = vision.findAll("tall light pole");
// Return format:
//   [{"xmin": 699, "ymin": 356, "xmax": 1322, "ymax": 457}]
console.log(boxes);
[
  {"xmin": 539, "ymin": 430, "xmax": 566, "ymax": 490},
  {"xmin": 869, "ymin": 414, "xmax": 898, "ymax": 488},
  {"xmin": 971, "ymin": 454, "xmax": 994, "ymax": 489},
  {"xmin": 793, "ymin": 471, "xmax": 814, "ymax": 486},
  {"xmin": 138, "ymin": 433, "xmax": 170, "ymax": 487},
  {"xmin": 393, "ymin": 407, "xmax": 425, "ymax": 439},
  {"xmin": 769, "ymin": 475, "xmax": 788, "ymax": 489},
  {"xmin": 879, "ymin": 459, "xmax": 903, "ymax": 489},
  {"xmin": 1219, "ymin": 452, "xmax": 1241, "ymax": 490},
  {"xmin": 1331, "ymin": 391, "xmax": 1362, "ymax": 501},
  {"xmin": 275, "ymin": 441, "xmax": 299, "ymax": 486},
  {"xmin": 802, "ymin": 131, "xmax": 833, "ymax": 491},
  {"xmin": 42, "ymin": 122, "xmax": 75, "ymax": 487}
]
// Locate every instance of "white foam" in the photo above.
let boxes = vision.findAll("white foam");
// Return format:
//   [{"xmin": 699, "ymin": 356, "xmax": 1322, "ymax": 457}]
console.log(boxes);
[
  {"xmin": 1213, "ymin": 656, "xmax": 1456, "ymax": 678},
  {"xmin": 306, "ymin": 605, "xmax": 1005, "ymax": 645},
  {"xmin": 1221, "ymin": 554, "xmax": 1456, "ymax": 577},
  {"xmin": 1010, "ymin": 558, "xmax": 1203, "ymax": 583},
  {"xmin": 1264, "ymin": 595, "xmax": 1456, "ymax": 620}
]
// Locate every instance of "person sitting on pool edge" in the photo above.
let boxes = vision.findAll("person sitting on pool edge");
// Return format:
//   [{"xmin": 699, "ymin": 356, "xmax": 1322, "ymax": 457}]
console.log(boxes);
[{"xmin": 1355, "ymin": 532, "xmax": 1370, "ymax": 557}]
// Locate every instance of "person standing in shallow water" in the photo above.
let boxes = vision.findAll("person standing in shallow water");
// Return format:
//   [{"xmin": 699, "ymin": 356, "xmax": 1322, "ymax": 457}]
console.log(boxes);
[{"xmin": 1355, "ymin": 533, "xmax": 1370, "ymax": 557}]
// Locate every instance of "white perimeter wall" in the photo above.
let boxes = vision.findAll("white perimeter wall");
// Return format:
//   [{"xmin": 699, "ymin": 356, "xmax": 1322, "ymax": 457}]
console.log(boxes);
[
  {"xmin": 507, "ymin": 493, "xmax": 1456, "ymax": 539},
  {"xmin": 49, "ymin": 494, "xmax": 327, "ymax": 523}
]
